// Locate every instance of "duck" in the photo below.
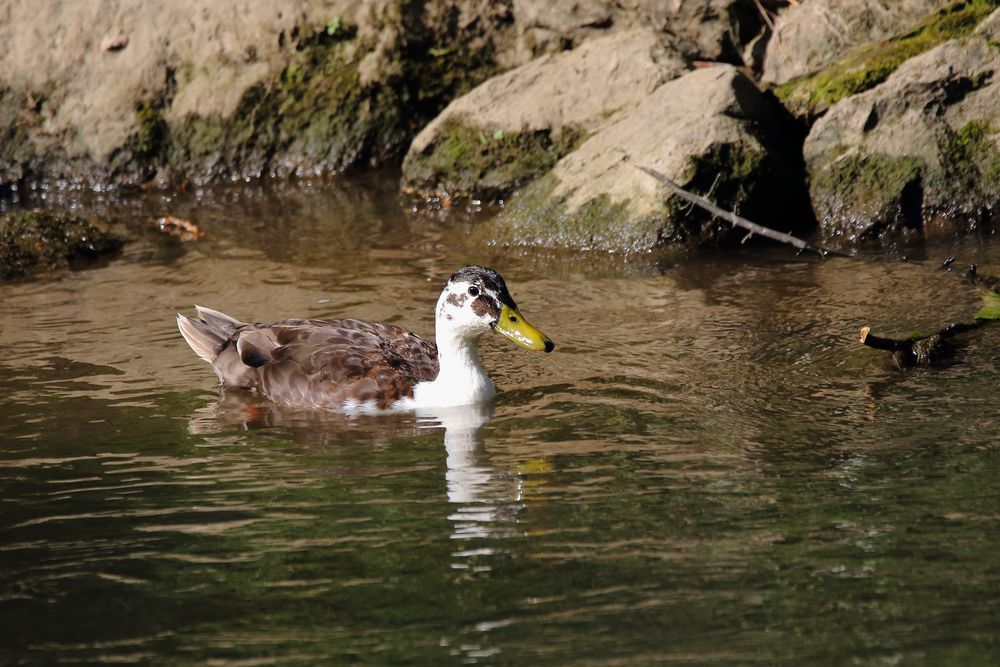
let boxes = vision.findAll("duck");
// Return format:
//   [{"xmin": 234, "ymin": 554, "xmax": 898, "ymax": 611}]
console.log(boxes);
[{"xmin": 177, "ymin": 265, "xmax": 554, "ymax": 411}]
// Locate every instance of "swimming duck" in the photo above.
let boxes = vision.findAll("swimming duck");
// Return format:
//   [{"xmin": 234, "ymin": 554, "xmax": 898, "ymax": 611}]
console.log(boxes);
[{"xmin": 177, "ymin": 265, "xmax": 553, "ymax": 411}]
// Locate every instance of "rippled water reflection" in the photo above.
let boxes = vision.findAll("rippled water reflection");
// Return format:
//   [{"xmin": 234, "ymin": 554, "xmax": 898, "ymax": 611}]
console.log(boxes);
[{"xmin": 3, "ymin": 176, "xmax": 1000, "ymax": 664}]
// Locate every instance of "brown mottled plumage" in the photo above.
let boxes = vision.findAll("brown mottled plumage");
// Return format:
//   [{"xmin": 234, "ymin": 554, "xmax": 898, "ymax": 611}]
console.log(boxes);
[
  {"xmin": 180, "ymin": 310, "xmax": 438, "ymax": 409},
  {"xmin": 178, "ymin": 266, "xmax": 554, "ymax": 411}
]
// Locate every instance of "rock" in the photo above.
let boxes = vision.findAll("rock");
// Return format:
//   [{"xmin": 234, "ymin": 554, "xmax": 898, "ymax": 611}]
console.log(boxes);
[
  {"xmin": 0, "ymin": 0, "xmax": 776, "ymax": 192},
  {"xmin": 804, "ymin": 32, "xmax": 1000, "ymax": 245},
  {"xmin": 0, "ymin": 0, "xmax": 514, "ymax": 190},
  {"xmin": 401, "ymin": 29, "xmax": 685, "ymax": 200},
  {"xmin": 762, "ymin": 0, "xmax": 955, "ymax": 86},
  {"xmin": 976, "ymin": 5, "xmax": 1000, "ymax": 40},
  {"xmin": 480, "ymin": 65, "xmax": 811, "ymax": 252},
  {"xmin": 643, "ymin": 0, "xmax": 776, "ymax": 66},
  {"xmin": 772, "ymin": 0, "xmax": 999, "ymax": 121},
  {"xmin": 0, "ymin": 211, "xmax": 125, "ymax": 280},
  {"xmin": 510, "ymin": 0, "xmax": 768, "ymax": 65}
]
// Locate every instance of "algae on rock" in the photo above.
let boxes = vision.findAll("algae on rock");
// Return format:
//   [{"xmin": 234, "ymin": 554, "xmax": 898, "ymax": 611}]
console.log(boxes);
[
  {"xmin": 774, "ymin": 0, "xmax": 1000, "ymax": 121},
  {"xmin": 0, "ymin": 211, "xmax": 125, "ymax": 280},
  {"xmin": 401, "ymin": 29, "xmax": 684, "ymax": 201},
  {"xmin": 402, "ymin": 118, "xmax": 585, "ymax": 199},
  {"xmin": 809, "ymin": 154, "xmax": 926, "ymax": 243}
]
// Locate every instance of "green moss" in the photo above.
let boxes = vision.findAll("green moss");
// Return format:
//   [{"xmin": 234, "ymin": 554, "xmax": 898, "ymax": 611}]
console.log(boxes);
[
  {"xmin": 927, "ymin": 119, "xmax": 1000, "ymax": 217},
  {"xmin": 0, "ymin": 211, "xmax": 125, "ymax": 280},
  {"xmin": 944, "ymin": 119, "xmax": 1000, "ymax": 182},
  {"xmin": 405, "ymin": 119, "xmax": 586, "ymax": 199},
  {"xmin": 134, "ymin": 101, "xmax": 169, "ymax": 164},
  {"xmin": 168, "ymin": 13, "xmax": 504, "ymax": 180},
  {"xmin": 974, "ymin": 290, "xmax": 1000, "ymax": 320},
  {"xmin": 813, "ymin": 153, "xmax": 923, "ymax": 203},
  {"xmin": 776, "ymin": 0, "xmax": 1000, "ymax": 119},
  {"xmin": 477, "ymin": 173, "xmax": 664, "ymax": 253},
  {"xmin": 666, "ymin": 140, "xmax": 816, "ymax": 243},
  {"xmin": 811, "ymin": 153, "xmax": 925, "ymax": 240}
]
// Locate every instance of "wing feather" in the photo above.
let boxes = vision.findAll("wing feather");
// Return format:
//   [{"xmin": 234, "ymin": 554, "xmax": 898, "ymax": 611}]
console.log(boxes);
[{"xmin": 204, "ymin": 316, "xmax": 439, "ymax": 409}]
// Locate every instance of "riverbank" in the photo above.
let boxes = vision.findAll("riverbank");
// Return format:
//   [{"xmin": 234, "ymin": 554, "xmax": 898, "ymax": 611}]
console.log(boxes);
[{"xmin": 1, "ymin": 0, "xmax": 998, "ymax": 253}]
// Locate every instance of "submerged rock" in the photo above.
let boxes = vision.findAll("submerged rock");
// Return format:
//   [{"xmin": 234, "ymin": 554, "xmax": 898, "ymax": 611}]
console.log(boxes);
[
  {"xmin": 0, "ymin": 211, "xmax": 125, "ymax": 280},
  {"xmin": 479, "ymin": 65, "xmax": 811, "ymax": 253},
  {"xmin": 804, "ymin": 26, "xmax": 1000, "ymax": 244},
  {"xmin": 401, "ymin": 29, "xmax": 685, "ymax": 200}
]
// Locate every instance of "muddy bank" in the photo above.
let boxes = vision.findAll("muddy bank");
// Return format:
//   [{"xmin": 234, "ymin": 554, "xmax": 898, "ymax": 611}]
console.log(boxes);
[{"xmin": 1, "ymin": 1, "xmax": 998, "ymax": 252}]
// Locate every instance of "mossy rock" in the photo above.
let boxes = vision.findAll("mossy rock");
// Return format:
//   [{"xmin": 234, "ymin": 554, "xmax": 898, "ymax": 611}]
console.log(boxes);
[
  {"xmin": 804, "ymin": 31, "xmax": 1000, "ymax": 244},
  {"xmin": 810, "ymin": 153, "xmax": 926, "ymax": 242},
  {"xmin": 926, "ymin": 119, "xmax": 1000, "ymax": 219},
  {"xmin": 402, "ymin": 119, "xmax": 586, "ymax": 200},
  {"xmin": 775, "ymin": 0, "xmax": 999, "ymax": 120},
  {"xmin": 478, "ymin": 139, "xmax": 802, "ymax": 253},
  {"xmin": 165, "ymin": 18, "xmax": 502, "ymax": 182},
  {"xmin": 476, "ymin": 173, "xmax": 666, "ymax": 253},
  {"xmin": 477, "ymin": 66, "xmax": 813, "ymax": 253},
  {"xmin": 0, "ymin": 211, "xmax": 125, "ymax": 280}
]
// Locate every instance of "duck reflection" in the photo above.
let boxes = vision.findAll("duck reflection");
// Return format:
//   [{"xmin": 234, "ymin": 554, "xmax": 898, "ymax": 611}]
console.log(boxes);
[
  {"xmin": 187, "ymin": 390, "xmax": 526, "ymax": 540},
  {"xmin": 415, "ymin": 404, "xmax": 526, "ymax": 541}
]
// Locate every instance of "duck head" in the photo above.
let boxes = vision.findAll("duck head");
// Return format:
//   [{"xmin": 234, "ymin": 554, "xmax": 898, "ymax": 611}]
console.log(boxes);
[{"xmin": 435, "ymin": 265, "xmax": 554, "ymax": 352}]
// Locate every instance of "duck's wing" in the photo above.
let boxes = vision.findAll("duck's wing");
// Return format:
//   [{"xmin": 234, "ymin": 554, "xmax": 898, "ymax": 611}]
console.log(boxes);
[{"xmin": 239, "ymin": 318, "xmax": 439, "ymax": 410}]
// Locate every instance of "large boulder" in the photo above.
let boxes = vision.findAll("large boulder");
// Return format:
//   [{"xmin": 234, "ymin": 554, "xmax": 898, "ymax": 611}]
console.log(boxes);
[
  {"xmin": 804, "ymin": 24, "xmax": 1000, "ymax": 244},
  {"xmin": 770, "ymin": 0, "xmax": 997, "ymax": 120},
  {"xmin": 762, "ymin": 0, "xmax": 955, "ymax": 86},
  {"xmin": 478, "ymin": 64, "xmax": 811, "ymax": 253},
  {"xmin": 401, "ymin": 29, "xmax": 685, "ymax": 200}
]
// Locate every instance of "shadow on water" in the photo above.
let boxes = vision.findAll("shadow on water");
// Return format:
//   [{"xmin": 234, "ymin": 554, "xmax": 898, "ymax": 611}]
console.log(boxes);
[{"xmin": 4, "ymin": 173, "xmax": 1000, "ymax": 664}]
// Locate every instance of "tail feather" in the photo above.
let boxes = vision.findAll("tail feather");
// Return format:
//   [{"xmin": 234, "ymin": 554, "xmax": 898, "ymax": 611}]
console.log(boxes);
[
  {"xmin": 177, "ymin": 313, "xmax": 226, "ymax": 364},
  {"xmin": 194, "ymin": 305, "xmax": 243, "ymax": 332},
  {"xmin": 178, "ymin": 307, "xmax": 246, "ymax": 364}
]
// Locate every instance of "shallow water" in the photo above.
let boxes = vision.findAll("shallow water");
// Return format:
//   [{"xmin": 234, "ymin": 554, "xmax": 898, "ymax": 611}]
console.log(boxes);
[{"xmin": 3, "ymin": 175, "xmax": 1000, "ymax": 665}]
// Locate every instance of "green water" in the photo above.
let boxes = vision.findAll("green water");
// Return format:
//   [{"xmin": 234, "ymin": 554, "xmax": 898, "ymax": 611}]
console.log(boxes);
[{"xmin": 2, "ymin": 175, "xmax": 1000, "ymax": 664}]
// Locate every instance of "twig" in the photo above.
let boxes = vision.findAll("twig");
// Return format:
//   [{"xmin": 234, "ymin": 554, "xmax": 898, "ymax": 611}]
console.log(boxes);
[
  {"xmin": 859, "ymin": 321, "xmax": 985, "ymax": 368},
  {"xmin": 637, "ymin": 165, "xmax": 849, "ymax": 257},
  {"xmin": 752, "ymin": 0, "xmax": 775, "ymax": 33},
  {"xmin": 634, "ymin": 166, "xmax": 995, "ymax": 369}
]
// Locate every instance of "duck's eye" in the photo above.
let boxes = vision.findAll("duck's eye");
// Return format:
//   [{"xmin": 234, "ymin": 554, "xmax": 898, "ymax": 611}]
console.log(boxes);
[{"xmin": 468, "ymin": 285, "xmax": 480, "ymax": 297}]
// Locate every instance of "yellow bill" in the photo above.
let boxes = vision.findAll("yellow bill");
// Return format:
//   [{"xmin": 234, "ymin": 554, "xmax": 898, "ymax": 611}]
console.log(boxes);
[{"xmin": 494, "ymin": 304, "xmax": 554, "ymax": 352}]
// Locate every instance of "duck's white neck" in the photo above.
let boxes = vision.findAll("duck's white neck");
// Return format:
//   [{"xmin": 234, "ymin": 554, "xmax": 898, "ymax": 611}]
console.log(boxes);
[{"xmin": 411, "ymin": 329, "xmax": 496, "ymax": 408}]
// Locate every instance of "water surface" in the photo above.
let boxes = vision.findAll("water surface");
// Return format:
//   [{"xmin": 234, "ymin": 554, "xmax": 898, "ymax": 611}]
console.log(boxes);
[{"xmin": 3, "ymin": 175, "xmax": 1000, "ymax": 664}]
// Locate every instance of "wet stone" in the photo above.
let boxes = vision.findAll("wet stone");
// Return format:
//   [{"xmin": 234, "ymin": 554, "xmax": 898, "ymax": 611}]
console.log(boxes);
[{"xmin": 0, "ymin": 210, "xmax": 125, "ymax": 280}]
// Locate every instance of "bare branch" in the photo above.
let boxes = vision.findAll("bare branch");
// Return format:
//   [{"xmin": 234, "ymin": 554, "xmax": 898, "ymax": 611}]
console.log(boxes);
[{"xmin": 637, "ymin": 165, "xmax": 849, "ymax": 257}]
